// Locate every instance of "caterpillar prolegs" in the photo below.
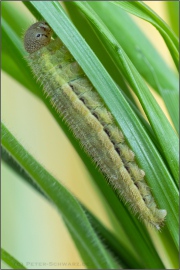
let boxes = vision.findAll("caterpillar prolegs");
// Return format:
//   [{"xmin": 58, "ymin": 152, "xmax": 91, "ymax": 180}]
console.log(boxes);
[{"xmin": 24, "ymin": 21, "xmax": 167, "ymax": 229}]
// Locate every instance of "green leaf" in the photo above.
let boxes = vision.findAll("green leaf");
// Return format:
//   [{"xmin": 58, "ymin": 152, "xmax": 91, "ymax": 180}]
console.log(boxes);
[
  {"xmin": 1, "ymin": 248, "xmax": 26, "ymax": 269},
  {"xmin": 1, "ymin": 17, "xmax": 41, "ymax": 97},
  {"xmin": 1, "ymin": 123, "xmax": 118, "ymax": 269},
  {"xmin": 111, "ymin": 1, "xmax": 179, "ymax": 70},
  {"xmin": 86, "ymin": 1, "xmax": 179, "ymax": 133},
  {"xmin": 1, "ymin": 146, "xmax": 159, "ymax": 269},
  {"xmin": 64, "ymin": 2, "xmax": 139, "ymax": 108},
  {"xmin": 71, "ymin": 1, "xmax": 178, "ymax": 186},
  {"xmin": 165, "ymin": 1, "xmax": 179, "ymax": 37}
]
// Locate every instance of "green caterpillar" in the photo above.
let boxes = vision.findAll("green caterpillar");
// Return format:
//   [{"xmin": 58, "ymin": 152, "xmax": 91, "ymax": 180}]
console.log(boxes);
[{"xmin": 24, "ymin": 21, "xmax": 167, "ymax": 229}]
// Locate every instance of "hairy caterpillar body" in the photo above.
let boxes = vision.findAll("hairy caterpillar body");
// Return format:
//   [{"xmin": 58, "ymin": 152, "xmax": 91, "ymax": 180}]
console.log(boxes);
[{"xmin": 24, "ymin": 21, "xmax": 167, "ymax": 229}]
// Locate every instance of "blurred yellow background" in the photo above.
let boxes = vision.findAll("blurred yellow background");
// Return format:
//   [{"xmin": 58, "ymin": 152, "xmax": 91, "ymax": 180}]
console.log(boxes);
[{"xmin": 1, "ymin": 1, "xmax": 178, "ymax": 269}]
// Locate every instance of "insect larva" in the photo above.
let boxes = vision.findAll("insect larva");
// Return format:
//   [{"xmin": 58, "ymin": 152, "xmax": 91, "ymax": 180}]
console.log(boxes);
[{"xmin": 24, "ymin": 21, "xmax": 167, "ymax": 229}]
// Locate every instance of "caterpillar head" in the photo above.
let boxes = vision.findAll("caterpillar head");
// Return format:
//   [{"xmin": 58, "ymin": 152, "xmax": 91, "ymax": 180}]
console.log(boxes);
[{"xmin": 24, "ymin": 21, "xmax": 53, "ymax": 53}]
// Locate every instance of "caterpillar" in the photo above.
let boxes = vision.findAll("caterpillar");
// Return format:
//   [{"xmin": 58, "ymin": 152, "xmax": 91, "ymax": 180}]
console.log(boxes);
[{"xmin": 24, "ymin": 21, "xmax": 167, "ymax": 229}]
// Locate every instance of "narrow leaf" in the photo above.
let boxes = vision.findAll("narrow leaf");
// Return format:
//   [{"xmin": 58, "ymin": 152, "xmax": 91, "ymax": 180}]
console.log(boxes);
[
  {"xmin": 72, "ymin": 1, "xmax": 179, "ymax": 186},
  {"xmin": 87, "ymin": 1, "xmax": 179, "ymax": 133},
  {"xmin": 1, "ymin": 248, "xmax": 26, "ymax": 269},
  {"xmin": 1, "ymin": 123, "xmax": 118, "ymax": 269},
  {"xmin": 111, "ymin": 1, "xmax": 179, "ymax": 69}
]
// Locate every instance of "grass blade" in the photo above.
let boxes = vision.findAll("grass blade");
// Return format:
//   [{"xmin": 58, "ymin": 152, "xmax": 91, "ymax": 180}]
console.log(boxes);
[
  {"xmin": 165, "ymin": 1, "xmax": 179, "ymax": 37},
  {"xmin": 111, "ymin": 1, "xmax": 179, "ymax": 70},
  {"xmin": 86, "ymin": 1, "xmax": 179, "ymax": 133},
  {"xmin": 72, "ymin": 1, "xmax": 179, "ymax": 185},
  {"xmin": 1, "ymin": 248, "xmax": 26, "ymax": 269},
  {"xmin": 1, "ymin": 146, "xmax": 161, "ymax": 269},
  {"xmin": 1, "ymin": 123, "xmax": 119, "ymax": 269}
]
